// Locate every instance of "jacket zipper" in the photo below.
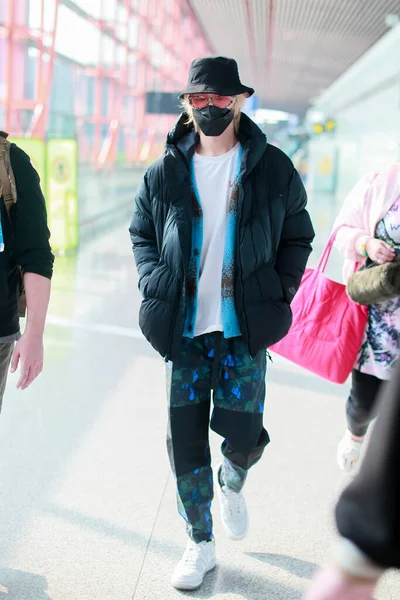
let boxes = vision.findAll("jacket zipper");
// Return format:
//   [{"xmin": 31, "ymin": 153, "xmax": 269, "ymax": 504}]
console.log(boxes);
[
  {"xmin": 165, "ymin": 284, "xmax": 185, "ymax": 361},
  {"xmin": 164, "ymin": 321, "xmax": 175, "ymax": 362},
  {"xmin": 163, "ymin": 153, "xmax": 192, "ymax": 362},
  {"xmin": 236, "ymin": 145, "xmax": 252, "ymax": 355}
]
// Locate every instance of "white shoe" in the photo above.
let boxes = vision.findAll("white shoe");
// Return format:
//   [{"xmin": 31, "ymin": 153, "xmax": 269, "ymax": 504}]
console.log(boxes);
[
  {"xmin": 337, "ymin": 430, "xmax": 363, "ymax": 473},
  {"xmin": 218, "ymin": 480, "xmax": 249, "ymax": 541},
  {"xmin": 171, "ymin": 539, "xmax": 216, "ymax": 590}
]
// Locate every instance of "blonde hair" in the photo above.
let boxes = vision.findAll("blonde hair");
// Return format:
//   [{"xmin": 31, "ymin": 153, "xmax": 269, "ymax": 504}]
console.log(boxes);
[{"xmin": 181, "ymin": 93, "xmax": 247, "ymax": 134}]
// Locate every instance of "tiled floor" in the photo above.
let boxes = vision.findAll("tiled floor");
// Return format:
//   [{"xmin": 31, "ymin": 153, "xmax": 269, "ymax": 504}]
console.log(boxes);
[{"xmin": 0, "ymin": 213, "xmax": 398, "ymax": 599}]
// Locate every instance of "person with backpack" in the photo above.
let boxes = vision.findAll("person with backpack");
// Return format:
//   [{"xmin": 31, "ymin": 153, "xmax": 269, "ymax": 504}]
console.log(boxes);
[
  {"xmin": 0, "ymin": 131, "xmax": 53, "ymax": 410},
  {"xmin": 129, "ymin": 56, "xmax": 314, "ymax": 591}
]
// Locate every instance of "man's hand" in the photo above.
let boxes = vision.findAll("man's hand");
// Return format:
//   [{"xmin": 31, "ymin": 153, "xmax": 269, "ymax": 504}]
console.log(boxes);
[
  {"xmin": 10, "ymin": 272, "xmax": 51, "ymax": 390},
  {"xmin": 10, "ymin": 333, "xmax": 44, "ymax": 390},
  {"xmin": 305, "ymin": 566, "xmax": 377, "ymax": 600}
]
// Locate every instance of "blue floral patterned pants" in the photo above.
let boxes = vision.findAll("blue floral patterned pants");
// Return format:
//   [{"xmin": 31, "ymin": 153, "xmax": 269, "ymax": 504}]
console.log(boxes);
[{"xmin": 166, "ymin": 333, "xmax": 269, "ymax": 542}]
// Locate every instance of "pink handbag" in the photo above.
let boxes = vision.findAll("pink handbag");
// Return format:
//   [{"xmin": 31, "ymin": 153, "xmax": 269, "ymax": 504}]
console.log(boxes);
[{"xmin": 270, "ymin": 230, "xmax": 368, "ymax": 384}]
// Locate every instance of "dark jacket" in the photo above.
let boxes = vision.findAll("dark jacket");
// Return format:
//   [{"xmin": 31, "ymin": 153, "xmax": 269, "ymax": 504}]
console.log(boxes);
[
  {"xmin": 336, "ymin": 360, "xmax": 400, "ymax": 569},
  {"xmin": 130, "ymin": 113, "xmax": 314, "ymax": 360},
  {"xmin": 0, "ymin": 144, "xmax": 54, "ymax": 338}
]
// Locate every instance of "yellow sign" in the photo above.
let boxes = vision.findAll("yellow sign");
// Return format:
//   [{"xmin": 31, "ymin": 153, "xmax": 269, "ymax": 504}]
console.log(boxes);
[
  {"xmin": 312, "ymin": 119, "xmax": 336, "ymax": 135},
  {"xmin": 325, "ymin": 119, "xmax": 336, "ymax": 132},
  {"xmin": 46, "ymin": 139, "xmax": 79, "ymax": 253},
  {"xmin": 52, "ymin": 156, "xmax": 70, "ymax": 183},
  {"xmin": 10, "ymin": 137, "xmax": 46, "ymax": 188},
  {"xmin": 313, "ymin": 123, "xmax": 324, "ymax": 134},
  {"xmin": 318, "ymin": 156, "xmax": 332, "ymax": 176}
]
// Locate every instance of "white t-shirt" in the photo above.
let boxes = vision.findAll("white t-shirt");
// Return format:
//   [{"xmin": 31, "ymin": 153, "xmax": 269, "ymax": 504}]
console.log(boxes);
[{"xmin": 192, "ymin": 143, "xmax": 240, "ymax": 337}]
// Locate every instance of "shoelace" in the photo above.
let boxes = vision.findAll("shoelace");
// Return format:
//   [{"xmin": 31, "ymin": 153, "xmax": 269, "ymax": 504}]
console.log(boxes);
[
  {"xmin": 224, "ymin": 488, "xmax": 244, "ymax": 518},
  {"xmin": 182, "ymin": 543, "xmax": 209, "ymax": 569}
]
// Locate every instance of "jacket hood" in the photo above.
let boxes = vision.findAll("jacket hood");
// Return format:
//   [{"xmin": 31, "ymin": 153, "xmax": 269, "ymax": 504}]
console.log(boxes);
[{"xmin": 165, "ymin": 112, "xmax": 268, "ymax": 175}]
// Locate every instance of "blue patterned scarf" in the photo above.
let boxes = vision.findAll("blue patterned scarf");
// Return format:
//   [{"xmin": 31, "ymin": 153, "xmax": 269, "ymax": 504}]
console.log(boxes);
[
  {"xmin": 184, "ymin": 145, "xmax": 243, "ymax": 338},
  {"xmin": 0, "ymin": 210, "xmax": 4, "ymax": 252}
]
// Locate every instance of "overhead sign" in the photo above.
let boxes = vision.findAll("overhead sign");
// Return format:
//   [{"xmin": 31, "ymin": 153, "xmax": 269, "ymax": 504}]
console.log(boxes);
[
  {"xmin": 312, "ymin": 118, "xmax": 336, "ymax": 135},
  {"xmin": 146, "ymin": 92, "xmax": 181, "ymax": 115}
]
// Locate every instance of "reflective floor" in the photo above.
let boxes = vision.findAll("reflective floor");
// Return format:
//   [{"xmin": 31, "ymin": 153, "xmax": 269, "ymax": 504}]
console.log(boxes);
[{"xmin": 0, "ymin": 212, "xmax": 399, "ymax": 599}]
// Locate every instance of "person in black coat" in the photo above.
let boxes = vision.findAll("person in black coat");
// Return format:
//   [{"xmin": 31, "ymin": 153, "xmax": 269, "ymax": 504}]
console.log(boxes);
[
  {"xmin": 305, "ymin": 359, "xmax": 400, "ymax": 599},
  {"xmin": 0, "ymin": 132, "xmax": 53, "ymax": 410},
  {"xmin": 129, "ymin": 56, "xmax": 314, "ymax": 591}
]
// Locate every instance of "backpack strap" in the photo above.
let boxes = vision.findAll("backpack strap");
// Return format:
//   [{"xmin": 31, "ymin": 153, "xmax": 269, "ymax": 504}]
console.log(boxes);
[
  {"xmin": 0, "ymin": 134, "xmax": 26, "ymax": 318},
  {"xmin": 0, "ymin": 135, "xmax": 17, "ymax": 220}
]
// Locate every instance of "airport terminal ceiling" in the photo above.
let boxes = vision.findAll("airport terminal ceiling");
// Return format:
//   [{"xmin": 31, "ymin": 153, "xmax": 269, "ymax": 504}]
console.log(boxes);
[{"xmin": 189, "ymin": 0, "xmax": 400, "ymax": 115}]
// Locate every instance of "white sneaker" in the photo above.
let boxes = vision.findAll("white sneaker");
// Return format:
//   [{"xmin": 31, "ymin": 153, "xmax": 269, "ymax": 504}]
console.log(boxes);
[
  {"xmin": 218, "ymin": 480, "xmax": 249, "ymax": 541},
  {"xmin": 337, "ymin": 430, "xmax": 364, "ymax": 473},
  {"xmin": 171, "ymin": 539, "xmax": 216, "ymax": 590}
]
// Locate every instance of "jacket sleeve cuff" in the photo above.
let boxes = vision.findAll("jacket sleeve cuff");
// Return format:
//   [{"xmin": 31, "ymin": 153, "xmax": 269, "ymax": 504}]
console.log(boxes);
[
  {"xmin": 332, "ymin": 538, "xmax": 384, "ymax": 580},
  {"xmin": 22, "ymin": 265, "xmax": 53, "ymax": 280},
  {"xmin": 355, "ymin": 235, "xmax": 372, "ymax": 257}
]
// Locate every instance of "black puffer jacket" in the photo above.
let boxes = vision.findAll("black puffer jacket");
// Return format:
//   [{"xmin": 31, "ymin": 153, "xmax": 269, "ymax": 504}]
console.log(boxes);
[{"xmin": 130, "ymin": 113, "xmax": 314, "ymax": 360}]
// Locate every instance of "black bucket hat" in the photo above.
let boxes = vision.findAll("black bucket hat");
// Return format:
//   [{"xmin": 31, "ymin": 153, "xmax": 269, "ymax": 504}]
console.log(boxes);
[{"xmin": 180, "ymin": 56, "xmax": 254, "ymax": 99}]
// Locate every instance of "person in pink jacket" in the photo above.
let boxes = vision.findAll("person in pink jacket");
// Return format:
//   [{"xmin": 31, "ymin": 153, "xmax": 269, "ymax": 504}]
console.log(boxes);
[{"xmin": 333, "ymin": 164, "xmax": 400, "ymax": 471}]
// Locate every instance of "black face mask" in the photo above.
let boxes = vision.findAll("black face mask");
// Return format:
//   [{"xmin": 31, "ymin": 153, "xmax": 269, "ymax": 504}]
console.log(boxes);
[{"xmin": 193, "ymin": 105, "xmax": 234, "ymax": 137}]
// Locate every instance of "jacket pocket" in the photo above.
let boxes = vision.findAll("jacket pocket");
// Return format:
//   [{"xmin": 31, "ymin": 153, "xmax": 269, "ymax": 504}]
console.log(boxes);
[
  {"xmin": 144, "ymin": 261, "xmax": 169, "ymax": 299},
  {"xmin": 245, "ymin": 297, "xmax": 292, "ymax": 356},
  {"xmin": 139, "ymin": 297, "xmax": 171, "ymax": 358},
  {"xmin": 255, "ymin": 264, "xmax": 285, "ymax": 302},
  {"xmin": 265, "ymin": 299, "xmax": 293, "ymax": 345}
]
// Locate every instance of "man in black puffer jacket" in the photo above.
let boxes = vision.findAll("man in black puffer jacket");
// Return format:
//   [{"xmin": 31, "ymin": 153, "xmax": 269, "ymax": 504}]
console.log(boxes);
[{"xmin": 130, "ymin": 57, "xmax": 314, "ymax": 591}]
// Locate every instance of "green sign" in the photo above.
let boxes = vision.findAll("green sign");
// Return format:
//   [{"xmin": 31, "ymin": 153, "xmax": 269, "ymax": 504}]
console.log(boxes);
[
  {"xmin": 46, "ymin": 139, "xmax": 79, "ymax": 253},
  {"xmin": 11, "ymin": 137, "xmax": 46, "ymax": 190}
]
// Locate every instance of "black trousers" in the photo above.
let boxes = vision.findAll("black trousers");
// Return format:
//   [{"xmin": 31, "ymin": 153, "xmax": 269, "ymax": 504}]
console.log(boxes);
[
  {"xmin": 346, "ymin": 369, "xmax": 384, "ymax": 437},
  {"xmin": 337, "ymin": 360, "xmax": 400, "ymax": 569}
]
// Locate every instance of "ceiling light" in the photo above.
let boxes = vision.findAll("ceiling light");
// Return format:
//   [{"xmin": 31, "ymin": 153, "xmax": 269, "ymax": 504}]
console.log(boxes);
[{"xmin": 385, "ymin": 14, "xmax": 399, "ymax": 27}]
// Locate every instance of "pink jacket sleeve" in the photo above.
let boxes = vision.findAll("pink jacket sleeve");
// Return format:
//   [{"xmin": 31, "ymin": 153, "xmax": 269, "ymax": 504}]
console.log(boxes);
[{"xmin": 332, "ymin": 172, "xmax": 378, "ymax": 261}]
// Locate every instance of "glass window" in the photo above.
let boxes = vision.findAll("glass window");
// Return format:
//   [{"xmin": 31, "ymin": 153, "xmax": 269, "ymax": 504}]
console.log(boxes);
[
  {"xmin": 55, "ymin": 5, "xmax": 100, "ymax": 65},
  {"xmin": 116, "ymin": 3, "xmax": 128, "ymax": 42},
  {"xmin": 102, "ymin": 36, "xmax": 116, "ymax": 67},
  {"xmin": 116, "ymin": 44, "xmax": 127, "ymax": 68},
  {"xmin": 103, "ymin": 0, "xmax": 117, "ymax": 21},
  {"xmin": 67, "ymin": 0, "xmax": 102, "ymax": 19},
  {"xmin": 28, "ymin": 0, "xmax": 57, "ymax": 33},
  {"xmin": 128, "ymin": 16, "xmax": 139, "ymax": 49}
]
